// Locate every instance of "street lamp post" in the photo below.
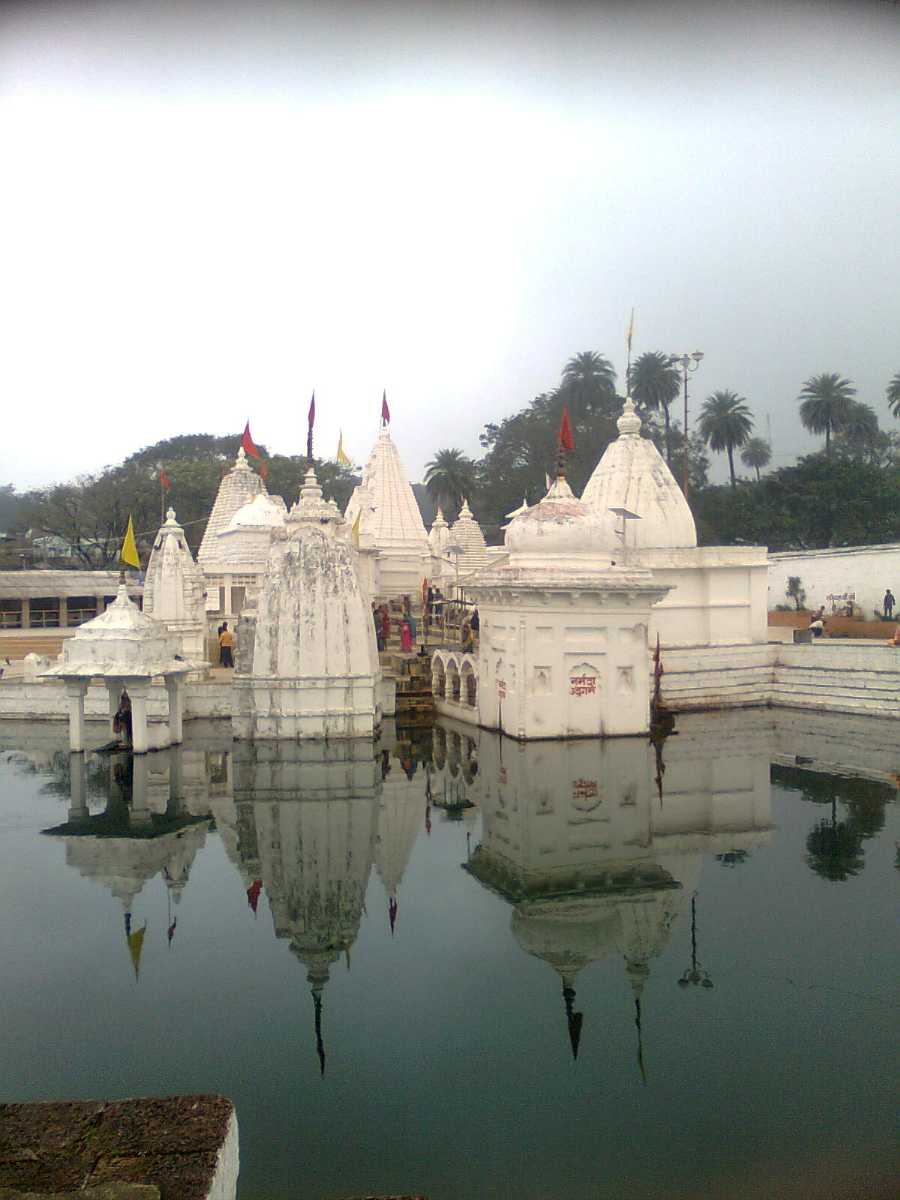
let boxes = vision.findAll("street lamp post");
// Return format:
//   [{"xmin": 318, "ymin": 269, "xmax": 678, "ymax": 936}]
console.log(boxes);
[{"xmin": 670, "ymin": 351, "xmax": 704, "ymax": 500}]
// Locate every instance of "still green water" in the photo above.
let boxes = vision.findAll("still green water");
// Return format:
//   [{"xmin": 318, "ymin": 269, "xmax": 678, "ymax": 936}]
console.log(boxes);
[{"xmin": 0, "ymin": 712, "xmax": 897, "ymax": 1199}]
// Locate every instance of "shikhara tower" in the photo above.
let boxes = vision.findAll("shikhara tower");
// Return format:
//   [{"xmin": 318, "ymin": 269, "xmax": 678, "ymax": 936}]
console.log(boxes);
[{"xmin": 344, "ymin": 408, "xmax": 429, "ymax": 599}]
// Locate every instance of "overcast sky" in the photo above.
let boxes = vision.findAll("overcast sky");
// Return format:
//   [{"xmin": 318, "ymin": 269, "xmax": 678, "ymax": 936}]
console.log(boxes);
[{"xmin": 1, "ymin": 0, "xmax": 898, "ymax": 491}]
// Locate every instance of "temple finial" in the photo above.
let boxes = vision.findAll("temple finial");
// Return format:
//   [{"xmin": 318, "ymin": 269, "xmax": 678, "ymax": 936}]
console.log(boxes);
[{"xmin": 563, "ymin": 981, "xmax": 583, "ymax": 1061}]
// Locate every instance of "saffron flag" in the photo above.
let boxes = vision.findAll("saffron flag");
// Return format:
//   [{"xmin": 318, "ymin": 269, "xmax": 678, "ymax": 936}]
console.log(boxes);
[
  {"xmin": 308, "ymin": 391, "xmax": 316, "ymax": 430},
  {"xmin": 336, "ymin": 431, "xmax": 351, "ymax": 466},
  {"xmin": 159, "ymin": 467, "xmax": 172, "ymax": 492},
  {"xmin": 626, "ymin": 307, "xmax": 635, "ymax": 352},
  {"xmin": 241, "ymin": 421, "xmax": 262, "ymax": 460},
  {"xmin": 381, "ymin": 389, "xmax": 390, "ymax": 425},
  {"xmin": 258, "ymin": 461, "xmax": 269, "ymax": 481},
  {"xmin": 247, "ymin": 879, "xmax": 262, "ymax": 914},
  {"xmin": 120, "ymin": 516, "xmax": 141, "ymax": 570},
  {"xmin": 559, "ymin": 406, "xmax": 575, "ymax": 453},
  {"xmin": 127, "ymin": 922, "xmax": 147, "ymax": 980}
]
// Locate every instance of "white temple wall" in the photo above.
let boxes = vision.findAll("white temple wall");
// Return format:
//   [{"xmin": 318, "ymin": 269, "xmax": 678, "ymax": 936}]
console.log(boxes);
[
  {"xmin": 628, "ymin": 549, "xmax": 768, "ymax": 647},
  {"xmin": 474, "ymin": 596, "xmax": 654, "ymax": 740},
  {"xmin": 374, "ymin": 548, "xmax": 429, "ymax": 601},
  {"xmin": 767, "ymin": 542, "xmax": 900, "ymax": 618}
]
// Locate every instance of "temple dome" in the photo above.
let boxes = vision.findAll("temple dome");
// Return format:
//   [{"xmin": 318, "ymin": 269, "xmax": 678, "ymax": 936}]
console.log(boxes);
[
  {"xmin": 226, "ymin": 493, "xmax": 285, "ymax": 531},
  {"xmin": 581, "ymin": 397, "xmax": 697, "ymax": 549},
  {"xmin": 504, "ymin": 476, "xmax": 613, "ymax": 569},
  {"xmin": 449, "ymin": 499, "xmax": 489, "ymax": 574},
  {"xmin": 198, "ymin": 446, "xmax": 267, "ymax": 566}
]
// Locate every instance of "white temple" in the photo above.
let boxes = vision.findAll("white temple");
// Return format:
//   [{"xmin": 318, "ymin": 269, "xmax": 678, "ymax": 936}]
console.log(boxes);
[
  {"xmin": 344, "ymin": 424, "xmax": 430, "ymax": 598},
  {"xmin": 460, "ymin": 469, "xmax": 670, "ymax": 738},
  {"xmin": 231, "ymin": 466, "xmax": 381, "ymax": 739},
  {"xmin": 142, "ymin": 508, "xmax": 208, "ymax": 661},
  {"xmin": 198, "ymin": 447, "xmax": 273, "ymax": 622},
  {"xmin": 42, "ymin": 582, "xmax": 194, "ymax": 753},
  {"xmin": 448, "ymin": 498, "xmax": 490, "ymax": 578},
  {"xmin": 581, "ymin": 396, "xmax": 767, "ymax": 647}
]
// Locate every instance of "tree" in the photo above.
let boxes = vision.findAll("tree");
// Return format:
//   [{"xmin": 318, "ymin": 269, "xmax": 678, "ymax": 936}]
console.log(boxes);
[
  {"xmin": 740, "ymin": 437, "xmax": 772, "ymax": 481},
  {"xmin": 629, "ymin": 351, "xmax": 680, "ymax": 465},
  {"xmin": 697, "ymin": 391, "xmax": 754, "ymax": 487},
  {"xmin": 560, "ymin": 352, "xmax": 617, "ymax": 418},
  {"xmin": 805, "ymin": 810, "xmax": 864, "ymax": 882},
  {"xmin": 832, "ymin": 400, "xmax": 883, "ymax": 463},
  {"xmin": 423, "ymin": 449, "xmax": 478, "ymax": 522},
  {"xmin": 786, "ymin": 576, "xmax": 806, "ymax": 610},
  {"xmin": 798, "ymin": 373, "xmax": 856, "ymax": 456},
  {"xmin": 887, "ymin": 371, "xmax": 900, "ymax": 420}
]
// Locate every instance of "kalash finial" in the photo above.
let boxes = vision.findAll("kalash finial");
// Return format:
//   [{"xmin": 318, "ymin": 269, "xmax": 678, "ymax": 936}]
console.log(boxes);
[{"xmin": 617, "ymin": 394, "xmax": 642, "ymax": 439}]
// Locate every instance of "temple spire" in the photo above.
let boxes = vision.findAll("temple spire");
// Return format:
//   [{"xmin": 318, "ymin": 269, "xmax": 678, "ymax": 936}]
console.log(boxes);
[
  {"xmin": 562, "ymin": 980, "xmax": 583, "ymax": 1061},
  {"xmin": 312, "ymin": 987, "xmax": 326, "ymax": 1077}
]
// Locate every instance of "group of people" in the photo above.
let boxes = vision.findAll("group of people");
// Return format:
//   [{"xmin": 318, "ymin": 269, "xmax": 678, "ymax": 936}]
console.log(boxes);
[
  {"xmin": 372, "ymin": 597, "xmax": 419, "ymax": 654},
  {"xmin": 807, "ymin": 588, "xmax": 897, "ymax": 639}
]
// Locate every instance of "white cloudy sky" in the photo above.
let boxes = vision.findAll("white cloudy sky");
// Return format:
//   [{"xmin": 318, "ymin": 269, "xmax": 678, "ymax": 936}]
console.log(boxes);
[{"xmin": 1, "ymin": 0, "xmax": 898, "ymax": 490}]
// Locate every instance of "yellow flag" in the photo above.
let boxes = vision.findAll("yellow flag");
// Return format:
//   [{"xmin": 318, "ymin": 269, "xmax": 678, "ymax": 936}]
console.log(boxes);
[
  {"xmin": 626, "ymin": 307, "xmax": 635, "ymax": 352},
  {"xmin": 336, "ymin": 431, "xmax": 351, "ymax": 467},
  {"xmin": 120, "ymin": 516, "xmax": 141, "ymax": 569},
  {"xmin": 127, "ymin": 922, "xmax": 147, "ymax": 979},
  {"xmin": 350, "ymin": 510, "xmax": 361, "ymax": 547}
]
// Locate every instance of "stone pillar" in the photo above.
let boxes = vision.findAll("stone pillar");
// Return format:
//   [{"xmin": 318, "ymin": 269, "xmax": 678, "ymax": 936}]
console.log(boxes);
[
  {"xmin": 107, "ymin": 682, "xmax": 121, "ymax": 738},
  {"xmin": 64, "ymin": 679, "xmax": 89, "ymax": 753},
  {"xmin": 59, "ymin": 596, "xmax": 68, "ymax": 628},
  {"xmin": 129, "ymin": 681, "xmax": 152, "ymax": 755},
  {"xmin": 95, "ymin": 594, "xmax": 107, "ymax": 617},
  {"xmin": 68, "ymin": 752, "xmax": 89, "ymax": 822},
  {"xmin": 130, "ymin": 754, "xmax": 152, "ymax": 828},
  {"xmin": 21, "ymin": 597, "xmax": 30, "ymax": 629},
  {"xmin": 165, "ymin": 676, "xmax": 184, "ymax": 745},
  {"xmin": 167, "ymin": 746, "xmax": 183, "ymax": 816}
]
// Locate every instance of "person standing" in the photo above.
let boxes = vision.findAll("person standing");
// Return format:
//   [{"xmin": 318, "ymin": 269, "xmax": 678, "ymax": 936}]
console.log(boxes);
[
  {"xmin": 373, "ymin": 603, "xmax": 385, "ymax": 652},
  {"xmin": 218, "ymin": 622, "xmax": 235, "ymax": 668},
  {"xmin": 400, "ymin": 618, "xmax": 413, "ymax": 653},
  {"xmin": 883, "ymin": 589, "xmax": 895, "ymax": 620}
]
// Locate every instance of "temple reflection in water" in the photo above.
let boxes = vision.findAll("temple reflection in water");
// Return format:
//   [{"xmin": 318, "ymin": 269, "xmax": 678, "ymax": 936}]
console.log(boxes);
[
  {"xmin": 29, "ymin": 712, "xmax": 852, "ymax": 1073},
  {"xmin": 3, "ymin": 708, "xmax": 895, "ymax": 1200},
  {"xmin": 461, "ymin": 723, "xmax": 772, "ymax": 1065}
]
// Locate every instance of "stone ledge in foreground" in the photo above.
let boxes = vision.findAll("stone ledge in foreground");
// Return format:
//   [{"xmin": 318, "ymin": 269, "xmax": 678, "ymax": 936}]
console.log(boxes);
[{"xmin": 0, "ymin": 1095, "xmax": 237, "ymax": 1200}]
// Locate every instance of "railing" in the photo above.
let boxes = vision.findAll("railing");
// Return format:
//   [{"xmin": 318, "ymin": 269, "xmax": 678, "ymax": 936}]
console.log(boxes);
[{"xmin": 0, "ymin": 611, "xmax": 22, "ymax": 629}]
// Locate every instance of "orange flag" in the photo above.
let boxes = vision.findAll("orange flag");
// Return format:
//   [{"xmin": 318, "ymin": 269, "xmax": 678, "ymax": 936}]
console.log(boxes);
[
  {"xmin": 241, "ymin": 422, "xmax": 262, "ymax": 460},
  {"xmin": 559, "ymin": 406, "xmax": 575, "ymax": 453}
]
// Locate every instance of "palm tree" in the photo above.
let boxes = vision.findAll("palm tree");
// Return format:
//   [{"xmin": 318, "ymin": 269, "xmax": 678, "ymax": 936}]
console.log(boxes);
[
  {"xmin": 697, "ymin": 391, "xmax": 754, "ymax": 487},
  {"xmin": 833, "ymin": 400, "xmax": 881, "ymax": 458},
  {"xmin": 740, "ymin": 437, "xmax": 772, "ymax": 481},
  {"xmin": 885, "ymin": 371, "xmax": 900, "ymax": 419},
  {"xmin": 798, "ymin": 373, "xmax": 856, "ymax": 456},
  {"xmin": 423, "ymin": 449, "xmax": 477, "ymax": 521},
  {"xmin": 560, "ymin": 352, "xmax": 617, "ymax": 417},
  {"xmin": 629, "ymin": 351, "xmax": 680, "ymax": 465}
]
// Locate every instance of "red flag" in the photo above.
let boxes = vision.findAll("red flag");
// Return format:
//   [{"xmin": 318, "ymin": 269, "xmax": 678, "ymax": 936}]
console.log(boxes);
[
  {"xmin": 241, "ymin": 422, "xmax": 262, "ymax": 460},
  {"xmin": 308, "ymin": 391, "xmax": 316, "ymax": 430},
  {"xmin": 258, "ymin": 461, "xmax": 269, "ymax": 482},
  {"xmin": 558, "ymin": 406, "xmax": 575, "ymax": 453},
  {"xmin": 381, "ymin": 390, "xmax": 390, "ymax": 425},
  {"xmin": 247, "ymin": 879, "xmax": 262, "ymax": 914},
  {"xmin": 159, "ymin": 467, "xmax": 172, "ymax": 492}
]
